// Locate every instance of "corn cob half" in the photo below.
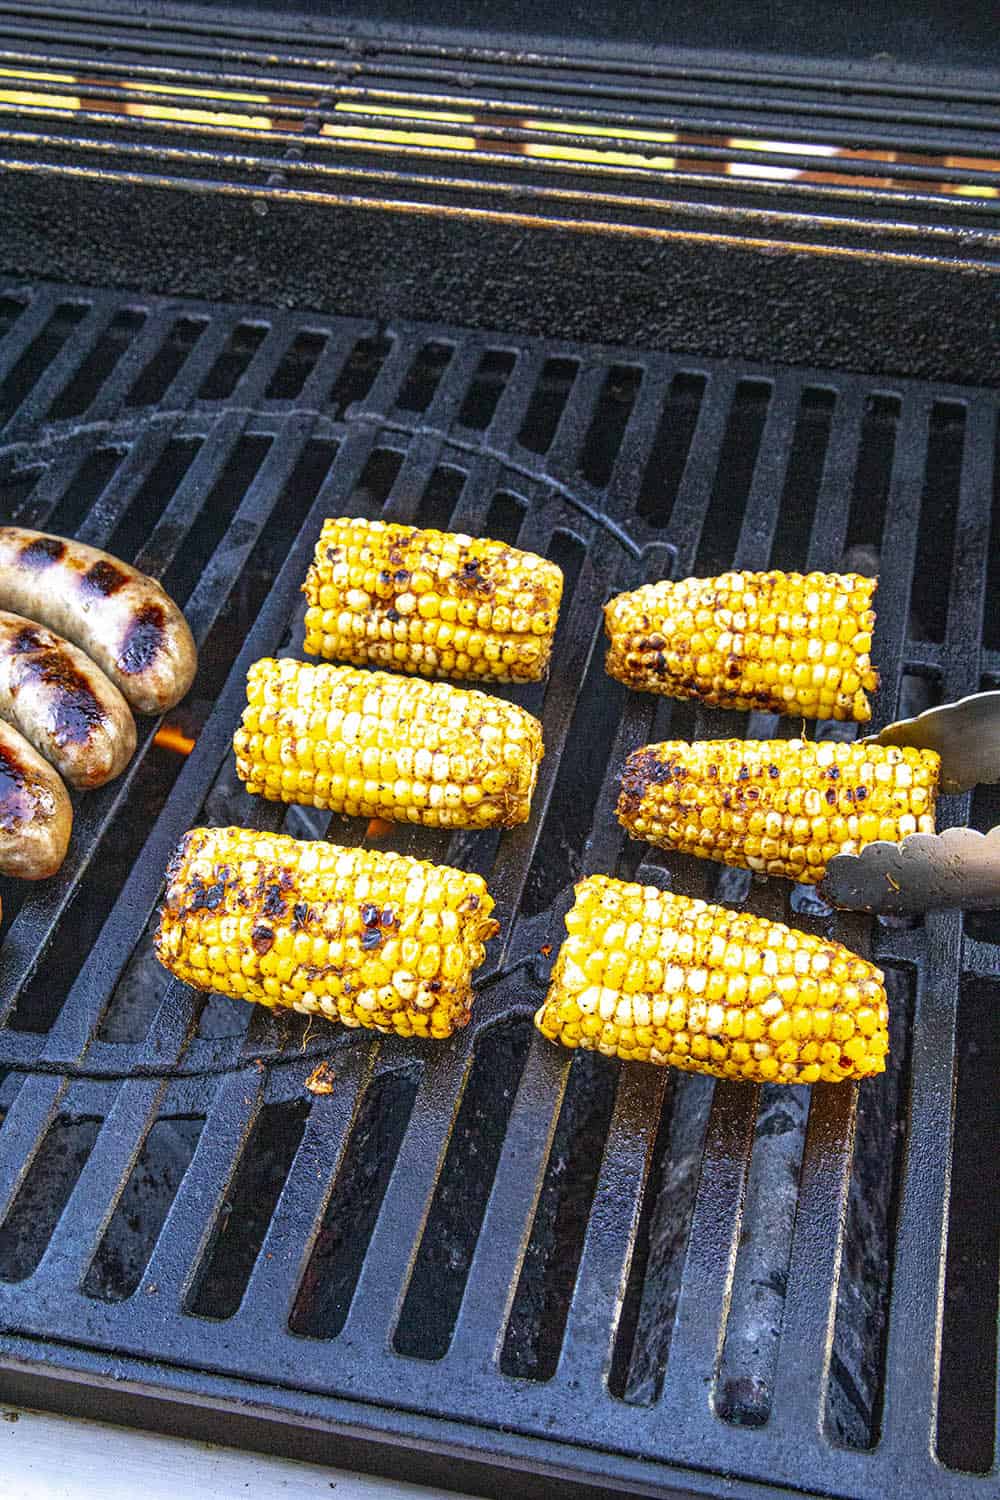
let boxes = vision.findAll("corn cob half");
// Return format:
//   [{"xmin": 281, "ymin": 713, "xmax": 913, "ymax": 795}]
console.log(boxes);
[
  {"xmin": 234, "ymin": 658, "xmax": 544, "ymax": 829},
  {"xmin": 605, "ymin": 570, "xmax": 879, "ymax": 721},
  {"xmin": 303, "ymin": 517, "xmax": 564, "ymax": 683},
  {"xmin": 155, "ymin": 827, "xmax": 499, "ymax": 1038},
  {"xmin": 617, "ymin": 738, "xmax": 940, "ymax": 884},
  {"xmin": 534, "ymin": 875, "xmax": 888, "ymax": 1084}
]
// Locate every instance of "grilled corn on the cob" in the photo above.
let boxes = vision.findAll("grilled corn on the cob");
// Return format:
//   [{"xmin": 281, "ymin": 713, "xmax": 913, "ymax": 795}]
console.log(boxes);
[
  {"xmin": 155, "ymin": 827, "xmax": 499, "ymax": 1038},
  {"xmin": 617, "ymin": 738, "xmax": 940, "ymax": 884},
  {"xmin": 534, "ymin": 875, "xmax": 888, "ymax": 1084},
  {"xmin": 605, "ymin": 570, "xmax": 879, "ymax": 721},
  {"xmin": 303, "ymin": 518, "xmax": 563, "ymax": 683},
  {"xmin": 234, "ymin": 658, "xmax": 544, "ymax": 829}
]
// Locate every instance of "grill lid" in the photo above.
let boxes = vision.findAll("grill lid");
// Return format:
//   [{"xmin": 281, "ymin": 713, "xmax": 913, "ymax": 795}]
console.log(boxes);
[{"xmin": 0, "ymin": 281, "xmax": 997, "ymax": 1498}]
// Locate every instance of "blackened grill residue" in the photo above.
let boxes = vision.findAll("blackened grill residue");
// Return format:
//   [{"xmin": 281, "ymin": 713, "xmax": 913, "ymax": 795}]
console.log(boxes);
[
  {"xmin": 0, "ymin": 742, "xmax": 38, "ymax": 830},
  {"xmin": 81, "ymin": 559, "xmax": 128, "ymax": 597},
  {"xmin": 17, "ymin": 534, "xmax": 65, "ymax": 567},
  {"xmin": 118, "ymin": 602, "xmax": 166, "ymax": 677},
  {"xmin": 18, "ymin": 649, "xmax": 103, "ymax": 745}
]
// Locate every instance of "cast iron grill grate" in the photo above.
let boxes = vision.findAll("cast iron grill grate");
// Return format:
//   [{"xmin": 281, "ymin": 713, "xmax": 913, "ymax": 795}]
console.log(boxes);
[{"xmin": 0, "ymin": 279, "xmax": 996, "ymax": 1498}]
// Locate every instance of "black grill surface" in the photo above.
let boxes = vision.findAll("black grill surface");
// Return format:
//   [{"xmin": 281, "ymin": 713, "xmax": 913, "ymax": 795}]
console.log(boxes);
[{"xmin": 0, "ymin": 280, "xmax": 997, "ymax": 1499}]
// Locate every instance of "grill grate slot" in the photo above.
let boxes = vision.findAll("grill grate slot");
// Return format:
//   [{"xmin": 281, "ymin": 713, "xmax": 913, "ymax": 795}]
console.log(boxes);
[
  {"xmin": 83, "ymin": 1115, "xmax": 204, "ymax": 1303},
  {"xmin": 289, "ymin": 1066, "xmax": 420, "ymax": 1341},
  {"xmin": 936, "ymin": 976, "xmax": 1000, "ymax": 1475},
  {"xmin": 0, "ymin": 300, "xmax": 89, "ymax": 425},
  {"xmin": 188, "ymin": 1099, "xmax": 309, "ymax": 1320},
  {"xmin": 264, "ymin": 330, "xmax": 329, "ymax": 402},
  {"xmin": 394, "ymin": 1020, "xmax": 533, "ymax": 1360},
  {"xmin": 501, "ymin": 1050, "xmax": 618, "ymax": 1381},
  {"xmin": 458, "ymin": 349, "xmax": 518, "ymax": 430},
  {"xmin": 0, "ymin": 1115, "xmax": 101, "ymax": 1282},
  {"xmin": 911, "ymin": 402, "xmax": 966, "ymax": 643},
  {"xmin": 197, "ymin": 321, "xmax": 269, "ymax": 402},
  {"xmin": 124, "ymin": 316, "xmax": 209, "ymax": 408},
  {"xmin": 517, "ymin": 357, "xmax": 579, "ymax": 454},
  {"xmin": 395, "ymin": 340, "xmax": 454, "ymax": 415},
  {"xmin": 45, "ymin": 306, "xmax": 147, "ymax": 422}
]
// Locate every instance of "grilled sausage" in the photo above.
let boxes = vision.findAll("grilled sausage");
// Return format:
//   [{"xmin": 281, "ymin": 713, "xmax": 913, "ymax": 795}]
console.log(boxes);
[
  {"xmin": 0, "ymin": 718, "xmax": 72, "ymax": 878},
  {"xmin": 0, "ymin": 611, "xmax": 137, "ymax": 790},
  {"xmin": 0, "ymin": 529, "xmax": 197, "ymax": 715}
]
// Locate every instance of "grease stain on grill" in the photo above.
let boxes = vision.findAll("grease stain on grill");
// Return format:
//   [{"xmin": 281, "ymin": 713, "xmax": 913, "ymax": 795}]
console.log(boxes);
[
  {"xmin": 84, "ymin": 1116, "xmax": 204, "ymax": 1303},
  {"xmin": 394, "ymin": 1019, "xmax": 532, "ymax": 1359},
  {"xmin": 0, "ymin": 1116, "xmax": 102, "ymax": 1282},
  {"xmin": 188, "ymin": 1099, "xmax": 309, "ymax": 1321},
  {"xmin": 501, "ymin": 1049, "xmax": 618, "ymax": 1381},
  {"xmin": 290, "ymin": 1066, "xmax": 420, "ymax": 1340}
]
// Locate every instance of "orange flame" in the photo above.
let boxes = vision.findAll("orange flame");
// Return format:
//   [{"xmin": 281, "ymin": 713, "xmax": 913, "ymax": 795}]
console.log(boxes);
[{"xmin": 154, "ymin": 725, "xmax": 196, "ymax": 756}]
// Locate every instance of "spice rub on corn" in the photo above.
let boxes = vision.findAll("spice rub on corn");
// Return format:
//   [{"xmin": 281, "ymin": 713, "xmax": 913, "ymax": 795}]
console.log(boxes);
[
  {"xmin": 155, "ymin": 827, "xmax": 499, "ymax": 1039},
  {"xmin": 604, "ymin": 570, "xmax": 879, "ymax": 721},
  {"xmin": 234, "ymin": 658, "xmax": 544, "ymax": 829},
  {"xmin": 534, "ymin": 875, "xmax": 889, "ymax": 1084},
  {"xmin": 617, "ymin": 738, "xmax": 940, "ymax": 884},
  {"xmin": 303, "ymin": 518, "xmax": 563, "ymax": 683}
]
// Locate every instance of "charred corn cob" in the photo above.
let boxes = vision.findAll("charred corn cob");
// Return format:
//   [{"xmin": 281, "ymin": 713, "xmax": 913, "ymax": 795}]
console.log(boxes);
[
  {"xmin": 605, "ymin": 570, "xmax": 879, "ymax": 721},
  {"xmin": 617, "ymin": 738, "xmax": 940, "ymax": 884},
  {"xmin": 234, "ymin": 658, "xmax": 544, "ymax": 829},
  {"xmin": 155, "ymin": 827, "xmax": 499, "ymax": 1038},
  {"xmin": 535, "ymin": 875, "xmax": 888, "ymax": 1084},
  {"xmin": 303, "ymin": 517, "xmax": 563, "ymax": 683}
]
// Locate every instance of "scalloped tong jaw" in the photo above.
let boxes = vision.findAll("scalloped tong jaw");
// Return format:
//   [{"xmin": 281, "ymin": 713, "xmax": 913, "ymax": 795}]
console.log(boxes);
[{"xmin": 820, "ymin": 691, "xmax": 1000, "ymax": 914}]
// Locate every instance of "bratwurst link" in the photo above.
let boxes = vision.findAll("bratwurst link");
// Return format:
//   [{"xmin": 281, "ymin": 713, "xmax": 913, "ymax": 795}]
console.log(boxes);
[
  {"xmin": 0, "ymin": 528, "xmax": 197, "ymax": 715},
  {"xmin": 0, "ymin": 717, "xmax": 72, "ymax": 878},
  {"xmin": 0, "ymin": 611, "xmax": 136, "ymax": 789}
]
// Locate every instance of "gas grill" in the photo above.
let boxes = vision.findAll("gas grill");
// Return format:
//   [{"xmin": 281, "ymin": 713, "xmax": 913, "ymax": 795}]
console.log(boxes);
[{"xmin": 0, "ymin": 4, "xmax": 998, "ymax": 1498}]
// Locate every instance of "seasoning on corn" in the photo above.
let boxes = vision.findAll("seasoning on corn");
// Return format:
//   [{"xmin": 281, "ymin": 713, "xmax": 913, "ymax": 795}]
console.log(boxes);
[
  {"xmin": 617, "ymin": 738, "xmax": 940, "ymax": 884},
  {"xmin": 534, "ymin": 875, "xmax": 888, "ymax": 1084},
  {"xmin": 303, "ymin": 517, "xmax": 563, "ymax": 683},
  {"xmin": 604, "ymin": 569, "xmax": 879, "ymax": 721},
  {"xmin": 234, "ymin": 658, "xmax": 544, "ymax": 830},
  {"xmin": 155, "ymin": 827, "xmax": 499, "ymax": 1039}
]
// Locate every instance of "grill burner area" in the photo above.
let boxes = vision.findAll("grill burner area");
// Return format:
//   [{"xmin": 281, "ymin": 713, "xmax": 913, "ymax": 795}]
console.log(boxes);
[{"xmin": 0, "ymin": 280, "xmax": 997, "ymax": 1499}]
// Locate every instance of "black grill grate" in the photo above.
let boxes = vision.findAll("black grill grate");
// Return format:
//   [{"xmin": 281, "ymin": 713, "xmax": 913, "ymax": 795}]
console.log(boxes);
[{"xmin": 0, "ymin": 279, "xmax": 997, "ymax": 1498}]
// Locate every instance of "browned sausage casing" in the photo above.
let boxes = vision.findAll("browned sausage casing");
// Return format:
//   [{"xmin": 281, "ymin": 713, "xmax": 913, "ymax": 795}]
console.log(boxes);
[
  {"xmin": 0, "ymin": 718, "xmax": 72, "ymax": 878},
  {"xmin": 0, "ymin": 611, "xmax": 137, "ymax": 790},
  {"xmin": 0, "ymin": 528, "xmax": 197, "ymax": 715}
]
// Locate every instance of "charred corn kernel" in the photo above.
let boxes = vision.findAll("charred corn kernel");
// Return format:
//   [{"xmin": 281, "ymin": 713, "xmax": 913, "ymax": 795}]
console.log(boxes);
[
  {"xmin": 534, "ymin": 875, "xmax": 888, "ymax": 1084},
  {"xmin": 303, "ymin": 518, "xmax": 563, "ymax": 683},
  {"xmin": 617, "ymin": 738, "xmax": 939, "ymax": 884},
  {"xmin": 154, "ymin": 827, "xmax": 499, "ymax": 1038},
  {"xmin": 604, "ymin": 570, "xmax": 879, "ymax": 721},
  {"xmin": 234, "ymin": 658, "xmax": 543, "ymax": 830}
]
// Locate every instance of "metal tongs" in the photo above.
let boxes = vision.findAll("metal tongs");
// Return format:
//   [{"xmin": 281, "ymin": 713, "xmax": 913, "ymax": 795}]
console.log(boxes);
[{"xmin": 820, "ymin": 691, "xmax": 1000, "ymax": 914}]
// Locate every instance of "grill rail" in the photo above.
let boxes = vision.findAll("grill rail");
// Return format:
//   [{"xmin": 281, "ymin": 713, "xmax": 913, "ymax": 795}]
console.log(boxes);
[{"xmin": 0, "ymin": 280, "xmax": 996, "ymax": 1497}]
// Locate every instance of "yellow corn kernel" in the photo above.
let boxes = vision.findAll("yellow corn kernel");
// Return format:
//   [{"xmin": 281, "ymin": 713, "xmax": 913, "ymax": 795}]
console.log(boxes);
[
  {"xmin": 534, "ymin": 875, "xmax": 888, "ymax": 1085},
  {"xmin": 303, "ymin": 517, "xmax": 563, "ymax": 683},
  {"xmin": 616, "ymin": 738, "xmax": 939, "ymax": 883},
  {"xmin": 235, "ymin": 658, "xmax": 543, "ymax": 831},
  {"xmin": 604, "ymin": 569, "xmax": 879, "ymax": 721},
  {"xmin": 155, "ymin": 827, "xmax": 498, "ymax": 1038}
]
